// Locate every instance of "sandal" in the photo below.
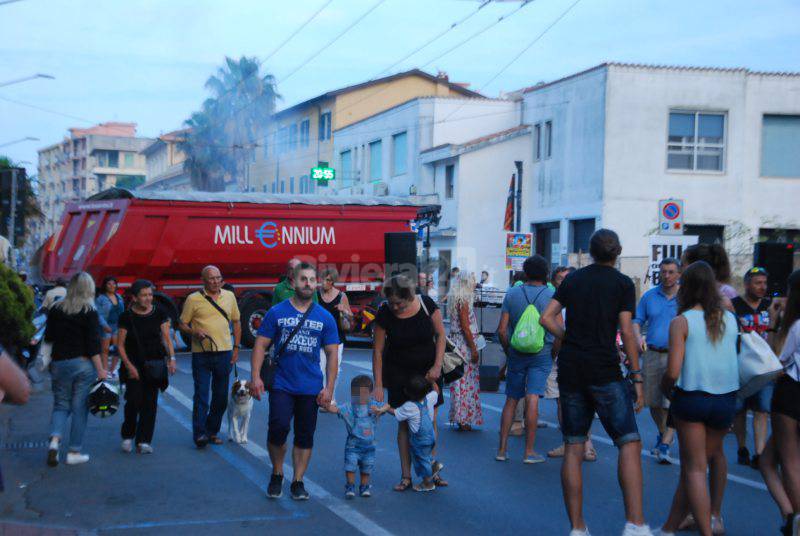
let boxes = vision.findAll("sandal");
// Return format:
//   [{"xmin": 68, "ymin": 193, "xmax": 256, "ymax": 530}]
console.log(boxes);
[
  {"xmin": 209, "ymin": 436, "xmax": 224, "ymax": 445},
  {"xmin": 432, "ymin": 474, "xmax": 448, "ymax": 487},
  {"xmin": 393, "ymin": 477, "xmax": 412, "ymax": 492}
]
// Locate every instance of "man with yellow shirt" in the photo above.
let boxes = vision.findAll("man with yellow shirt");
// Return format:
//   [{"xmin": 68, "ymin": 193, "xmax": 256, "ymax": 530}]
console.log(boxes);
[{"xmin": 179, "ymin": 265, "xmax": 241, "ymax": 448}]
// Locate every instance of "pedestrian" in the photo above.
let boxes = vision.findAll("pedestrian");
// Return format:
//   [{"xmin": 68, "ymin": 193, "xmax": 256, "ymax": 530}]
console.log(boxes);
[
  {"xmin": 326, "ymin": 374, "xmax": 381, "ymax": 499},
  {"xmin": 318, "ymin": 267, "xmax": 352, "ymax": 409},
  {"xmin": 117, "ymin": 279, "xmax": 176, "ymax": 454},
  {"xmin": 683, "ymin": 244, "xmax": 736, "ymax": 303},
  {"xmin": 417, "ymin": 272, "xmax": 429, "ymax": 296},
  {"xmin": 41, "ymin": 278, "xmax": 66, "ymax": 311},
  {"xmin": 545, "ymin": 266, "xmax": 597, "ymax": 461},
  {"xmin": 95, "ymin": 276, "xmax": 125, "ymax": 378},
  {"xmin": 497, "ymin": 255, "xmax": 554, "ymax": 463},
  {"xmin": 767, "ymin": 269, "xmax": 800, "ymax": 534},
  {"xmin": 447, "ymin": 271, "xmax": 483, "ymax": 431},
  {"xmin": 633, "ymin": 258, "xmax": 680, "ymax": 464},
  {"xmin": 44, "ymin": 272, "xmax": 107, "ymax": 467},
  {"xmin": 178, "ymin": 265, "xmax": 242, "ymax": 448},
  {"xmin": 540, "ymin": 229, "xmax": 650, "ymax": 536},
  {"xmin": 273, "ymin": 258, "xmax": 318, "ymax": 307},
  {"xmin": 378, "ymin": 375, "xmax": 441, "ymax": 492},
  {"xmin": 732, "ymin": 267, "xmax": 773, "ymax": 468},
  {"xmin": 479, "ymin": 270, "xmax": 491, "ymax": 288},
  {"xmin": 658, "ymin": 261, "xmax": 740, "ymax": 536},
  {"xmin": 372, "ymin": 273, "xmax": 447, "ymax": 491},
  {"xmin": 250, "ymin": 262, "xmax": 340, "ymax": 501},
  {"xmin": 504, "ymin": 269, "xmax": 533, "ymax": 437}
]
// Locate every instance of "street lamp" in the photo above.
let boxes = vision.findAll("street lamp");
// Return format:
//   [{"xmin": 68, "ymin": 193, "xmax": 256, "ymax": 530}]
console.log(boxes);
[
  {"xmin": 0, "ymin": 73, "xmax": 55, "ymax": 88},
  {"xmin": 0, "ymin": 136, "xmax": 39, "ymax": 148}
]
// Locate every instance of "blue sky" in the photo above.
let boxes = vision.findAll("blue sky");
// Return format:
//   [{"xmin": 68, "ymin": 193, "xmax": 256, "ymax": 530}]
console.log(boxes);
[{"xmin": 2, "ymin": 0, "xmax": 799, "ymax": 174}]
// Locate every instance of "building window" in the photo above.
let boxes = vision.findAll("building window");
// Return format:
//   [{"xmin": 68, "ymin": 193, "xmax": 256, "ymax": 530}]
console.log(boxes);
[
  {"xmin": 570, "ymin": 218, "xmax": 595, "ymax": 253},
  {"xmin": 544, "ymin": 121, "xmax": 552, "ymax": 159},
  {"xmin": 534, "ymin": 124, "xmax": 541, "ymax": 161},
  {"xmin": 685, "ymin": 224, "xmax": 725, "ymax": 245},
  {"xmin": 761, "ymin": 114, "xmax": 800, "ymax": 177},
  {"xmin": 667, "ymin": 111, "xmax": 725, "ymax": 171},
  {"xmin": 289, "ymin": 176, "xmax": 295, "ymax": 193},
  {"xmin": 319, "ymin": 112, "xmax": 332, "ymax": 141},
  {"xmin": 97, "ymin": 174, "xmax": 106, "ymax": 191},
  {"xmin": 445, "ymin": 164, "xmax": 455, "ymax": 199},
  {"xmin": 97, "ymin": 150, "xmax": 119, "ymax": 168},
  {"xmin": 280, "ymin": 179, "xmax": 285, "ymax": 193},
  {"xmin": 271, "ymin": 181, "xmax": 276, "ymax": 193},
  {"xmin": 263, "ymin": 137, "xmax": 269, "ymax": 159},
  {"xmin": 308, "ymin": 174, "xmax": 315, "ymax": 193},
  {"xmin": 277, "ymin": 126, "xmax": 288, "ymax": 154},
  {"xmin": 369, "ymin": 140, "xmax": 382, "ymax": 181},
  {"xmin": 124, "ymin": 152, "xmax": 134, "ymax": 168},
  {"xmin": 289, "ymin": 124, "xmax": 298, "ymax": 151},
  {"xmin": 392, "ymin": 131, "xmax": 407, "ymax": 176},
  {"xmin": 340, "ymin": 150, "xmax": 352, "ymax": 184},
  {"xmin": 534, "ymin": 222, "xmax": 560, "ymax": 266},
  {"xmin": 300, "ymin": 119, "xmax": 310, "ymax": 147}
]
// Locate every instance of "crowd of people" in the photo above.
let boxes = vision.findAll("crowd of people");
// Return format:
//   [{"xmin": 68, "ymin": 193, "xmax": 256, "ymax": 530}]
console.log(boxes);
[{"xmin": 2, "ymin": 229, "xmax": 800, "ymax": 535}]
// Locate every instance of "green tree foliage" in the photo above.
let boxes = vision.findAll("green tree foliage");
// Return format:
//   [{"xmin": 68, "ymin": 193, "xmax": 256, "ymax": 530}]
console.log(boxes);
[
  {"xmin": 179, "ymin": 56, "xmax": 280, "ymax": 191},
  {"xmin": 115, "ymin": 175, "xmax": 146, "ymax": 190},
  {"xmin": 0, "ymin": 263, "xmax": 35, "ymax": 352}
]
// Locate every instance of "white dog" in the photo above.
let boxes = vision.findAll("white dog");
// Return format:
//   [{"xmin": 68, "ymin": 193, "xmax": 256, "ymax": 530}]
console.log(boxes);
[{"xmin": 227, "ymin": 379, "xmax": 253, "ymax": 444}]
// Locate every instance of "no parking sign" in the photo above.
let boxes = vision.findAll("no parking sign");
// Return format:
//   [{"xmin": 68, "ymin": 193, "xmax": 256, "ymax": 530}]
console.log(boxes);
[{"xmin": 658, "ymin": 199, "xmax": 684, "ymax": 235}]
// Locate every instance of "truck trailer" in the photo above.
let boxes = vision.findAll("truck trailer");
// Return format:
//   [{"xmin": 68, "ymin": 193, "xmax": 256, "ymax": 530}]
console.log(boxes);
[{"xmin": 40, "ymin": 188, "xmax": 438, "ymax": 347}]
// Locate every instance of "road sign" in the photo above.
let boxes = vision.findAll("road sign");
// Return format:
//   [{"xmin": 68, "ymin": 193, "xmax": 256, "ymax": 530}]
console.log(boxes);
[
  {"xmin": 658, "ymin": 199, "xmax": 684, "ymax": 235},
  {"xmin": 311, "ymin": 161, "xmax": 335, "ymax": 183}
]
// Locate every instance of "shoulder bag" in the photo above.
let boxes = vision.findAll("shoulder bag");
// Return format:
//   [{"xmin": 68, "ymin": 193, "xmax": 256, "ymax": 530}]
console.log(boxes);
[
  {"xmin": 419, "ymin": 297, "xmax": 467, "ymax": 384},
  {"xmin": 738, "ymin": 331, "xmax": 783, "ymax": 399},
  {"xmin": 260, "ymin": 304, "xmax": 315, "ymax": 391},
  {"xmin": 128, "ymin": 310, "xmax": 168, "ymax": 390}
]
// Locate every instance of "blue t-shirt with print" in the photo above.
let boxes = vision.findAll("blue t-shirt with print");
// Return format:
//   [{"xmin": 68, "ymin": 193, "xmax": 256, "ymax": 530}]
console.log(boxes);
[{"xmin": 257, "ymin": 300, "xmax": 340, "ymax": 395}]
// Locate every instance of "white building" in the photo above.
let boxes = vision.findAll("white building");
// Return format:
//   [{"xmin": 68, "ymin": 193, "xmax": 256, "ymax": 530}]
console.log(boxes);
[
  {"xmin": 141, "ymin": 129, "xmax": 192, "ymax": 191},
  {"xmin": 519, "ymin": 62, "xmax": 800, "ymax": 283}
]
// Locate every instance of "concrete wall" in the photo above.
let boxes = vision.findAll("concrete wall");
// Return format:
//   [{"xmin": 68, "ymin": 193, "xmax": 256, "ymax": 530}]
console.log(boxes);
[{"xmin": 602, "ymin": 65, "xmax": 800, "ymax": 264}]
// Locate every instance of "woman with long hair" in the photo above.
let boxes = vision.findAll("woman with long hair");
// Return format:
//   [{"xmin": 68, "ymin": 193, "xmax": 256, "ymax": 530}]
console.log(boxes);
[
  {"xmin": 658, "ymin": 261, "xmax": 740, "ymax": 536},
  {"xmin": 372, "ymin": 273, "xmax": 447, "ymax": 490},
  {"xmin": 96, "ymin": 276, "xmax": 124, "ymax": 377},
  {"xmin": 44, "ymin": 272, "xmax": 106, "ymax": 466},
  {"xmin": 317, "ymin": 267, "xmax": 353, "ymax": 409},
  {"xmin": 766, "ymin": 269, "xmax": 800, "ymax": 534},
  {"xmin": 447, "ymin": 271, "xmax": 483, "ymax": 431}
]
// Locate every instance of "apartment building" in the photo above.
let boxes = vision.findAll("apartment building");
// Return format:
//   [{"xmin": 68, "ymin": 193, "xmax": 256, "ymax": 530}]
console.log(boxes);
[
  {"xmin": 141, "ymin": 129, "xmax": 191, "ymax": 191},
  {"xmin": 37, "ymin": 122, "xmax": 152, "ymax": 238}
]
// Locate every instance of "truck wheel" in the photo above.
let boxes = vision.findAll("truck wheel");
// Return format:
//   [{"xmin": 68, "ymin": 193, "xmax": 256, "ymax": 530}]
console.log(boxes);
[{"xmin": 241, "ymin": 295, "xmax": 270, "ymax": 349}]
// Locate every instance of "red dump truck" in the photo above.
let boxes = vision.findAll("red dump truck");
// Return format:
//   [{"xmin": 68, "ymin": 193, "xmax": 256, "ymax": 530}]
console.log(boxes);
[{"xmin": 41, "ymin": 188, "xmax": 437, "ymax": 347}]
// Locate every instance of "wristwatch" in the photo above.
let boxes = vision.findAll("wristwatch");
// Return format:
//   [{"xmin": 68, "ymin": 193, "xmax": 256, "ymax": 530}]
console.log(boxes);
[
  {"xmin": 234, "ymin": 344, "xmax": 241, "ymax": 349},
  {"xmin": 169, "ymin": 356, "xmax": 176, "ymax": 361}
]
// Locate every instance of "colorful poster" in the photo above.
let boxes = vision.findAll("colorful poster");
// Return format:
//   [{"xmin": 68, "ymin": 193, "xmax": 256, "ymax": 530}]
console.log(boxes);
[{"xmin": 505, "ymin": 232, "xmax": 533, "ymax": 271}]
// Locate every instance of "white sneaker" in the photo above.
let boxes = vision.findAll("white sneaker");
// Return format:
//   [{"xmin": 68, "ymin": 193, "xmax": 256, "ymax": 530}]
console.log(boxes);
[
  {"xmin": 121, "ymin": 439, "xmax": 133, "ymax": 453},
  {"xmin": 569, "ymin": 529, "xmax": 591, "ymax": 536},
  {"xmin": 652, "ymin": 529, "xmax": 675, "ymax": 536},
  {"xmin": 622, "ymin": 522, "xmax": 653, "ymax": 536},
  {"xmin": 137, "ymin": 443, "xmax": 153, "ymax": 454},
  {"xmin": 48, "ymin": 436, "xmax": 60, "ymax": 450},
  {"xmin": 65, "ymin": 452, "xmax": 90, "ymax": 465}
]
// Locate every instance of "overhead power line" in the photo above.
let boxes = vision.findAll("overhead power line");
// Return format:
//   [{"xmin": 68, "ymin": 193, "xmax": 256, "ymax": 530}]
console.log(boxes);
[{"xmin": 262, "ymin": 0, "xmax": 334, "ymax": 65}]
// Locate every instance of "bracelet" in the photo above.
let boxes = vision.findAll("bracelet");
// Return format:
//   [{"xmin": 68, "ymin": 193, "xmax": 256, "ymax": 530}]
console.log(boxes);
[
  {"xmin": 631, "ymin": 379, "xmax": 643, "ymax": 384},
  {"xmin": 628, "ymin": 369, "xmax": 642, "ymax": 375},
  {"xmin": 169, "ymin": 356, "xmax": 176, "ymax": 361}
]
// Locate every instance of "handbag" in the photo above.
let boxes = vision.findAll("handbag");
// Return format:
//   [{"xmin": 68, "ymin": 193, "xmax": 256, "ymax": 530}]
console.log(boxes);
[
  {"xmin": 418, "ymin": 297, "xmax": 467, "ymax": 384},
  {"xmin": 737, "ymin": 331, "xmax": 783, "ymax": 399},
  {"xmin": 128, "ymin": 310, "xmax": 168, "ymax": 390},
  {"xmin": 260, "ymin": 304, "xmax": 315, "ymax": 391},
  {"xmin": 36, "ymin": 342, "xmax": 53, "ymax": 372}
]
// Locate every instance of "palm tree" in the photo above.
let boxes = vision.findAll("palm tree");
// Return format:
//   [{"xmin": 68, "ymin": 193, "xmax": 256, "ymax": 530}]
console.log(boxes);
[{"xmin": 180, "ymin": 56, "xmax": 280, "ymax": 191}]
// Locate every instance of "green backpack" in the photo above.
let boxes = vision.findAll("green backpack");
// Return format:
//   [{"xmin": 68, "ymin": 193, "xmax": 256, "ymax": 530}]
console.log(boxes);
[{"xmin": 510, "ymin": 286, "xmax": 547, "ymax": 354}]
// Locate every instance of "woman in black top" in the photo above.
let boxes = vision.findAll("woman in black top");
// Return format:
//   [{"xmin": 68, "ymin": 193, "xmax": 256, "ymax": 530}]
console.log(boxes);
[
  {"xmin": 372, "ymin": 274, "xmax": 446, "ymax": 491},
  {"xmin": 117, "ymin": 280, "xmax": 176, "ymax": 454},
  {"xmin": 44, "ymin": 272, "xmax": 106, "ymax": 467},
  {"xmin": 317, "ymin": 267, "xmax": 353, "ymax": 408}
]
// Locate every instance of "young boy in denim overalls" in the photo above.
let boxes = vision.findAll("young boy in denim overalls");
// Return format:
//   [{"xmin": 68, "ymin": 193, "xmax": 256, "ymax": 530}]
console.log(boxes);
[
  {"xmin": 328, "ymin": 374, "xmax": 380, "ymax": 498},
  {"xmin": 378, "ymin": 375, "xmax": 441, "ymax": 492}
]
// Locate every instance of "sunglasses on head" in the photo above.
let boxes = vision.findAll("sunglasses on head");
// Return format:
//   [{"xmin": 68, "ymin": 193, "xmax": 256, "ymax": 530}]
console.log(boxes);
[{"xmin": 749, "ymin": 267, "xmax": 767, "ymax": 275}]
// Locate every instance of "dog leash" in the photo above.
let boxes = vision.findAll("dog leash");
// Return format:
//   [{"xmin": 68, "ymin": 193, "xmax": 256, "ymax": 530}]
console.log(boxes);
[{"xmin": 233, "ymin": 363, "xmax": 239, "ymax": 380}]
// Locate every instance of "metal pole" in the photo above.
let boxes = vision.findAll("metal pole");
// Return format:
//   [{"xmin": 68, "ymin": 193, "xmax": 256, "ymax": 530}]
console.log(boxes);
[
  {"xmin": 514, "ymin": 160, "xmax": 523, "ymax": 233},
  {"xmin": 8, "ymin": 168, "xmax": 18, "ymax": 267}
]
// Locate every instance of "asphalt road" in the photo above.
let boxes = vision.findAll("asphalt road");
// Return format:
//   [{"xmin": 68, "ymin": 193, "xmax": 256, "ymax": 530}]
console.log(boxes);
[{"xmin": 0, "ymin": 347, "xmax": 781, "ymax": 535}]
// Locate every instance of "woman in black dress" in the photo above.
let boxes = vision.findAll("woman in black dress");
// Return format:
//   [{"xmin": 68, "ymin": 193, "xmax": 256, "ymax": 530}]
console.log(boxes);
[
  {"xmin": 117, "ymin": 279, "xmax": 176, "ymax": 454},
  {"xmin": 372, "ymin": 273, "xmax": 446, "ymax": 491},
  {"xmin": 317, "ymin": 267, "xmax": 353, "ymax": 408}
]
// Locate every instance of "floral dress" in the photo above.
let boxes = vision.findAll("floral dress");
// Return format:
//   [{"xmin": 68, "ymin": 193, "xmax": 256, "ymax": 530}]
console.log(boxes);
[{"xmin": 448, "ymin": 304, "xmax": 484, "ymax": 426}]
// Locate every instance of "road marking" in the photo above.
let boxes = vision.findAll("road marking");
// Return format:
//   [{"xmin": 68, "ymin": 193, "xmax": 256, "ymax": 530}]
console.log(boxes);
[
  {"xmin": 163, "ymin": 384, "xmax": 395, "ymax": 536},
  {"xmin": 101, "ymin": 514, "xmax": 301, "ymax": 531}
]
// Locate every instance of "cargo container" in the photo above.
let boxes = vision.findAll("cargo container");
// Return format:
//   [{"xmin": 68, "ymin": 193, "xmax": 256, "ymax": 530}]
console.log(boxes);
[{"xmin": 41, "ymin": 188, "xmax": 437, "ymax": 347}]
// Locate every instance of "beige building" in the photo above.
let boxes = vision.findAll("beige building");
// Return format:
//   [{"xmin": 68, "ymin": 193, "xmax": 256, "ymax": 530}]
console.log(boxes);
[
  {"xmin": 248, "ymin": 69, "xmax": 482, "ymax": 194},
  {"xmin": 37, "ymin": 122, "xmax": 152, "ymax": 238},
  {"xmin": 141, "ymin": 129, "xmax": 192, "ymax": 191}
]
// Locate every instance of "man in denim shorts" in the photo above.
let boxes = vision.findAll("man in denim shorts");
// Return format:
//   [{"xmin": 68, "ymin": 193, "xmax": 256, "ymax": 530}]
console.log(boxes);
[{"xmin": 541, "ymin": 229, "xmax": 650, "ymax": 536}]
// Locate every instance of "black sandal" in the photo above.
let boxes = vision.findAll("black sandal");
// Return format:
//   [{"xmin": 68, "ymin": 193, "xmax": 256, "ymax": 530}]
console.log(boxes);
[
  {"xmin": 432, "ymin": 474, "xmax": 448, "ymax": 487},
  {"xmin": 393, "ymin": 476, "xmax": 412, "ymax": 492}
]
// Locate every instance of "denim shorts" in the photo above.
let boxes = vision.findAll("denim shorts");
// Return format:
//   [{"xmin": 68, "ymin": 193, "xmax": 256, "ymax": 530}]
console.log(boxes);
[
  {"xmin": 505, "ymin": 351, "xmax": 552, "ymax": 400},
  {"xmin": 736, "ymin": 381, "xmax": 774, "ymax": 413},
  {"xmin": 344, "ymin": 442, "xmax": 376, "ymax": 474},
  {"xmin": 560, "ymin": 380, "xmax": 640, "ymax": 446},
  {"xmin": 671, "ymin": 389, "xmax": 737, "ymax": 430}
]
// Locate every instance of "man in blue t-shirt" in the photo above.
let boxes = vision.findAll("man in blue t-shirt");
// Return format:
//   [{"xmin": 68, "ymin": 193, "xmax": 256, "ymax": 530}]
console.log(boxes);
[{"xmin": 251, "ymin": 262, "xmax": 340, "ymax": 501}]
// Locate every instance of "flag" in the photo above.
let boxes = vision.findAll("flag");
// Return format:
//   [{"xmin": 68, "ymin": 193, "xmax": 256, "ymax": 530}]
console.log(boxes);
[{"xmin": 503, "ymin": 174, "xmax": 515, "ymax": 231}]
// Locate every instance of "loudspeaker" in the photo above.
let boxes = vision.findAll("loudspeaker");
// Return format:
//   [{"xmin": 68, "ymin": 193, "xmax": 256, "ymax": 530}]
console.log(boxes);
[
  {"xmin": 754, "ymin": 242, "xmax": 796, "ymax": 297},
  {"xmin": 385, "ymin": 232, "xmax": 417, "ymax": 280},
  {"xmin": 479, "ymin": 365, "xmax": 501, "ymax": 392}
]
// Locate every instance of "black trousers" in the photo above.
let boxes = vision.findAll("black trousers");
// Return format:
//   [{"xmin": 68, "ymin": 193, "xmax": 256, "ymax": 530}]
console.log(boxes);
[{"xmin": 121, "ymin": 379, "xmax": 160, "ymax": 444}]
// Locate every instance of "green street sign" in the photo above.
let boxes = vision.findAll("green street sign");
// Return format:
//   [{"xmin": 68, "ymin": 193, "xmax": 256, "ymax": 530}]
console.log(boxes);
[{"xmin": 311, "ymin": 166, "xmax": 335, "ymax": 182}]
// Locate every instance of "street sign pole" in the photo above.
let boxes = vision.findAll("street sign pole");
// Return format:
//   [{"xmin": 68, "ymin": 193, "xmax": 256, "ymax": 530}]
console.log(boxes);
[{"xmin": 9, "ymin": 168, "xmax": 17, "ymax": 268}]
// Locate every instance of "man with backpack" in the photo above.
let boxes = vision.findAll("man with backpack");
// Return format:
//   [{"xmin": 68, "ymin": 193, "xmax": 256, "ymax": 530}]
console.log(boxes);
[
  {"xmin": 496, "ymin": 255, "xmax": 555, "ymax": 464},
  {"xmin": 540, "ymin": 229, "xmax": 650, "ymax": 536}
]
